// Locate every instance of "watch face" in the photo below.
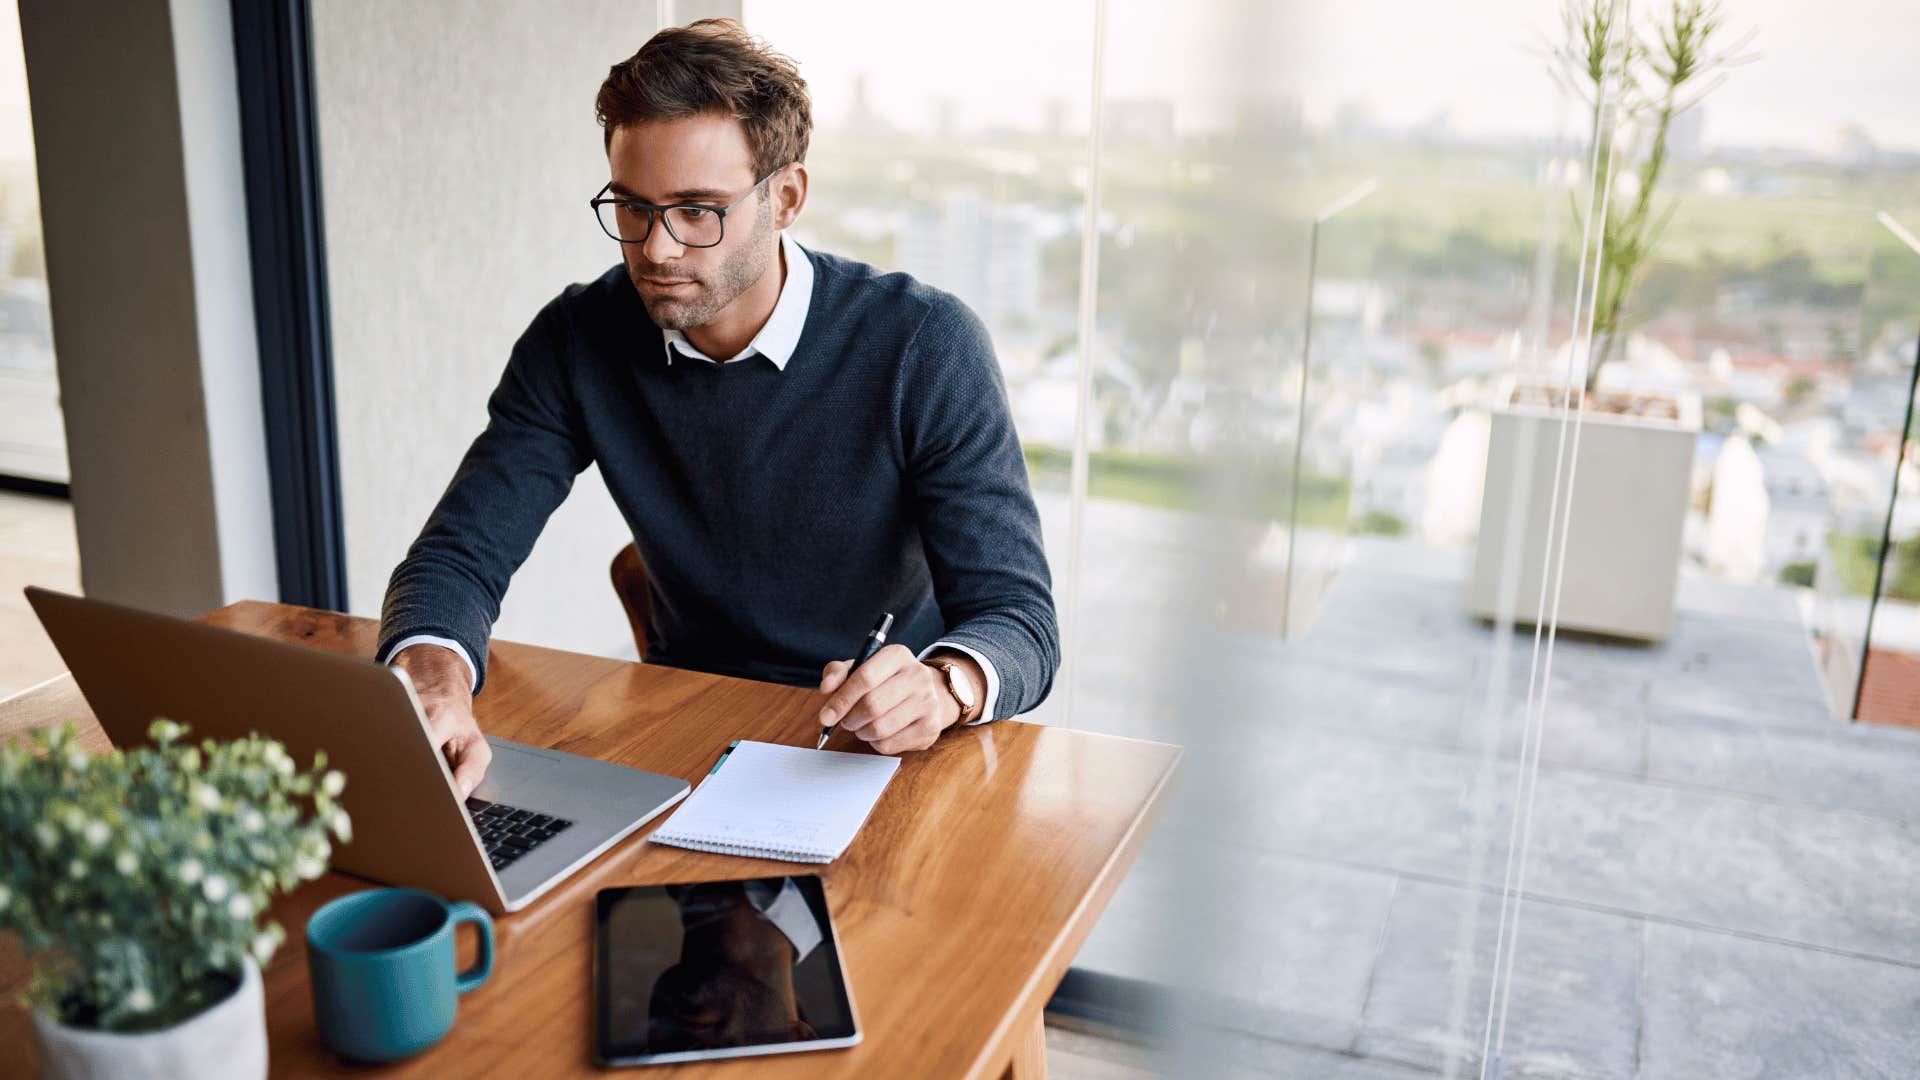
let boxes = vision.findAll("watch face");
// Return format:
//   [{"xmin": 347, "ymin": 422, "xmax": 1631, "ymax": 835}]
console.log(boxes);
[{"xmin": 936, "ymin": 661, "xmax": 976, "ymax": 708}]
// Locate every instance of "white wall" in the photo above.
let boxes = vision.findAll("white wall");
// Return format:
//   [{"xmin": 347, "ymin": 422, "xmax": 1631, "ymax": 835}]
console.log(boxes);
[
  {"xmin": 310, "ymin": 1, "xmax": 676, "ymax": 657},
  {"xmin": 168, "ymin": 0, "xmax": 278, "ymax": 607},
  {"xmin": 18, "ymin": 0, "xmax": 276, "ymax": 616}
]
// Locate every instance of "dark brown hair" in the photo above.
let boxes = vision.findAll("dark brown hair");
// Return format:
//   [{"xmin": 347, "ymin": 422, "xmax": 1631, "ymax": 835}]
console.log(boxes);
[{"xmin": 595, "ymin": 19, "xmax": 811, "ymax": 180}]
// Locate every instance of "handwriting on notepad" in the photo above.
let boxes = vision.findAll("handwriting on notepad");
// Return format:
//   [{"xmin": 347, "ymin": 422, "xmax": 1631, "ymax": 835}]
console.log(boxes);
[
  {"xmin": 706, "ymin": 818, "xmax": 823, "ymax": 846},
  {"xmin": 763, "ymin": 820, "xmax": 825, "ymax": 845}
]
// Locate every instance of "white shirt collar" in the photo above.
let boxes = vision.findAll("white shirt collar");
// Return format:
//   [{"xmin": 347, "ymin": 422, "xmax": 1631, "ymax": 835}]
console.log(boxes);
[{"xmin": 660, "ymin": 232, "xmax": 812, "ymax": 370}]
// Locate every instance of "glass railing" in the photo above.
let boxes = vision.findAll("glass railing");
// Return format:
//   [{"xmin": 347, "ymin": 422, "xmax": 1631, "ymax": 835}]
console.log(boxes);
[
  {"xmin": 1846, "ymin": 213, "xmax": 1920, "ymax": 726},
  {"xmin": 1490, "ymin": 10, "xmax": 1920, "ymax": 1078}
]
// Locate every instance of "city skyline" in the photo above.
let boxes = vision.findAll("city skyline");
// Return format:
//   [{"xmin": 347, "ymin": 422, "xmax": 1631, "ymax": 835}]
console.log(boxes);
[
  {"xmin": 7, "ymin": 5, "xmax": 1914, "ymax": 171},
  {"xmin": 750, "ymin": 0, "xmax": 1920, "ymax": 154}
]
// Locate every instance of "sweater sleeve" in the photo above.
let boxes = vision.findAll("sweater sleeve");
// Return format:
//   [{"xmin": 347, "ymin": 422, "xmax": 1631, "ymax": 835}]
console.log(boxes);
[
  {"xmin": 897, "ymin": 297, "xmax": 1061, "ymax": 719},
  {"xmin": 376, "ymin": 299, "xmax": 592, "ymax": 693}
]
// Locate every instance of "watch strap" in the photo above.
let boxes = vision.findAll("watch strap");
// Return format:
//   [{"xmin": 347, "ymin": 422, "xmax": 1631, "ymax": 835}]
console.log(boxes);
[{"xmin": 926, "ymin": 658, "xmax": 980, "ymax": 725}]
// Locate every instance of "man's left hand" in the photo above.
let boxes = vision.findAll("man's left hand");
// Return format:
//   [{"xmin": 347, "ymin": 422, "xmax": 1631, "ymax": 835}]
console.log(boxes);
[{"xmin": 817, "ymin": 644, "xmax": 967, "ymax": 754}]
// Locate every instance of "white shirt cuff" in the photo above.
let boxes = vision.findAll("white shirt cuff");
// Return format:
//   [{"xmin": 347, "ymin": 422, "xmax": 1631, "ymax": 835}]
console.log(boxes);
[
  {"xmin": 919, "ymin": 640, "xmax": 1000, "ymax": 725},
  {"xmin": 748, "ymin": 877, "xmax": 824, "ymax": 964},
  {"xmin": 382, "ymin": 634, "xmax": 479, "ymax": 694}
]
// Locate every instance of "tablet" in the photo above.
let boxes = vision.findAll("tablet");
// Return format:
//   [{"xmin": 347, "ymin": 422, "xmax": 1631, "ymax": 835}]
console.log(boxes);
[{"xmin": 593, "ymin": 876, "xmax": 861, "ymax": 1066}]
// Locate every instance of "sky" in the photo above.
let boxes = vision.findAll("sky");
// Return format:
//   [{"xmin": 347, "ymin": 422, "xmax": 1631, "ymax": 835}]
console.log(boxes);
[
  {"xmin": 0, "ymin": 4, "xmax": 28, "ymax": 163},
  {"xmin": 1, "ymin": 1, "xmax": 1914, "ymax": 166},
  {"xmin": 746, "ymin": 0, "xmax": 1920, "ymax": 153}
]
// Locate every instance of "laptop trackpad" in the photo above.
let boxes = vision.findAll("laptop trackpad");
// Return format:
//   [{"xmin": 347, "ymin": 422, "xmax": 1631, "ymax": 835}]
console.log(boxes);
[
  {"xmin": 471, "ymin": 741, "xmax": 576, "ymax": 805},
  {"xmin": 474, "ymin": 738, "xmax": 651, "ymax": 821}
]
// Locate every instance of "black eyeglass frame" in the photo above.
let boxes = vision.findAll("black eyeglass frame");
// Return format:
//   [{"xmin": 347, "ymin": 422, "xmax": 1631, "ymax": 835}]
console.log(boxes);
[{"xmin": 589, "ymin": 166, "xmax": 786, "ymax": 248}]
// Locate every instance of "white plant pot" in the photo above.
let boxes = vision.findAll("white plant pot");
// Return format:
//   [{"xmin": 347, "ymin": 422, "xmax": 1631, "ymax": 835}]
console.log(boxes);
[
  {"xmin": 1469, "ymin": 382, "xmax": 1702, "ymax": 641},
  {"xmin": 30, "ymin": 959, "xmax": 267, "ymax": 1080}
]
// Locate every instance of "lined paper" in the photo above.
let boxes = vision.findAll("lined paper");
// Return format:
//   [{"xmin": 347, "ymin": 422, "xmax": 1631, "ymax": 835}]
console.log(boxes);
[{"xmin": 649, "ymin": 741, "xmax": 901, "ymax": 863}]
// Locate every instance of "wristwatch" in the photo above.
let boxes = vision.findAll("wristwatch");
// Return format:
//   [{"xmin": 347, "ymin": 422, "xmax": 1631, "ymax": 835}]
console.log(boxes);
[{"xmin": 924, "ymin": 657, "xmax": 981, "ymax": 726}]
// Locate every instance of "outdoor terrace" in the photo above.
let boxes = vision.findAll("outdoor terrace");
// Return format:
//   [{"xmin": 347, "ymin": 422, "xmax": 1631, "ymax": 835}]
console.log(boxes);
[{"xmin": 1045, "ymin": 497, "xmax": 1920, "ymax": 1079}]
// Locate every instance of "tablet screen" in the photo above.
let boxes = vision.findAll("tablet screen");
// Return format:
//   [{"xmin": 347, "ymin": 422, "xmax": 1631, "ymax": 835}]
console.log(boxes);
[{"xmin": 594, "ymin": 876, "xmax": 860, "ymax": 1066}]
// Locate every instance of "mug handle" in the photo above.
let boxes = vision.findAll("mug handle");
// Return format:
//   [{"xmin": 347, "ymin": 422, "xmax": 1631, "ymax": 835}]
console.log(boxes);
[{"xmin": 447, "ymin": 901, "xmax": 494, "ymax": 994}]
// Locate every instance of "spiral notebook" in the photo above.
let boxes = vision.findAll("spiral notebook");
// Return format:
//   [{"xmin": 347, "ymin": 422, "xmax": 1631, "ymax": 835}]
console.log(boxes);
[{"xmin": 648, "ymin": 740, "xmax": 901, "ymax": 863}]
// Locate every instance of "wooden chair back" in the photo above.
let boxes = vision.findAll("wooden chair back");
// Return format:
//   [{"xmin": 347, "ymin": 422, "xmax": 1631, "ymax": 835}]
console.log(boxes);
[{"xmin": 609, "ymin": 542, "xmax": 651, "ymax": 658}]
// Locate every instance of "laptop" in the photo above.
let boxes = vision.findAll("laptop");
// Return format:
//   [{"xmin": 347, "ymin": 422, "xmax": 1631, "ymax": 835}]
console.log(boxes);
[{"xmin": 25, "ymin": 587, "xmax": 690, "ymax": 915}]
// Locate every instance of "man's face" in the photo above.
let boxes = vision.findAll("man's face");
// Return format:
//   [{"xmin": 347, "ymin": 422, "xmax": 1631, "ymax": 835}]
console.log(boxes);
[{"xmin": 606, "ymin": 115, "xmax": 776, "ymax": 330}]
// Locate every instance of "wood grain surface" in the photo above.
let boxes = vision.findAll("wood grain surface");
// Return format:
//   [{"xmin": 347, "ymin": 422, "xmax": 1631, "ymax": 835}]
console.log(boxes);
[{"xmin": 0, "ymin": 602, "xmax": 1179, "ymax": 1079}]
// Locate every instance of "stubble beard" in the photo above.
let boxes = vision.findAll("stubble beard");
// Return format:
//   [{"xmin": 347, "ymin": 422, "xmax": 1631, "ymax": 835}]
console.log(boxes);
[{"xmin": 630, "ymin": 199, "xmax": 773, "ymax": 331}]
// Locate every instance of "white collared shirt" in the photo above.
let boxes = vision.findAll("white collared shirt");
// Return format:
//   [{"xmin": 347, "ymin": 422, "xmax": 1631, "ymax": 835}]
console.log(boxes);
[
  {"xmin": 386, "ymin": 232, "xmax": 1002, "ymax": 724},
  {"xmin": 660, "ymin": 232, "xmax": 813, "ymax": 369}
]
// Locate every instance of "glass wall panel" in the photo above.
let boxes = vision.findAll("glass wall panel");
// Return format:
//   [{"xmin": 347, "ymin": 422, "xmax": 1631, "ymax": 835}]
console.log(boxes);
[
  {"xmin": 0, "ymin": 0, "xmax": 61, "ymax": 486},
  {"xmin": 1503, "ymin": 2, "xmax": 1920, "ymax": 1077},
  {"xmin": 1846, "ymin": 218, "xmax": 1920, "ymax": 725},
  {"xmin": 300, "ymin": 2, "xmax": 1920, "ymax": 1075},
  {"xmin": 0, "ymin": 0, "xmax": 79, "ymax": 701},
  {"xmin": 1065, "ymin": 1, "xmax": 1603, "ymax": 1075},
  {"xmin": 742, "ymin": 0, "xmax": 1094, "ymax": 724},
  {"xmin": 752, "ymin": 0, "xmax": 1613, "ymax": 1072}
]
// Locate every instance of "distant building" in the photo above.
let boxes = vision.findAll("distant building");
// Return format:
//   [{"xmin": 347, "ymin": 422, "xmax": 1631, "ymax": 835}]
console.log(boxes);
[
  {"xmin": 1756, "ymin": 446, "xmax": 1830, "ymax": 577},
  {"xmin": 840, "ymin": 72, "xmax": 893, "ymax": 137},
  {"xmin": 1843, "ymin": 371, "xmax": 1912, "ymax": 440},
  {"xmin": 1007, "ymin": 346, "xmax": 1145, "ymax": 452},
  {"xmin": 1421, "ymin": 408, "xmax": 1490, "ymax": 546},
  {"xmin": 1823, "ymin": 123, "xmax": 1879, "ymax": 168},
  {"xmin": 1706, "ymin": 436, "xmax": 1769, "ymax": 582},
  {"xmin": 1232, "ymin": 96, "xmax": 1303, "ymax": 138},
  {"xmin": 1104, "ymin": 99, "xmax": 1176, "ymax": 145},
  {"xmin": 1333, "ymin": 98, "xmax": 1378, "ymax": 138},
  {"xmin": 1041, "ymin": 98, "xmax": 1071, "ymax": 139},
  {"xmin": 1668, "ymin": 106, "xmax": 1706, "ymax": 159},
  {"xmin": 1354, "ymin": 444, "xmax": 1428, "ymax": 535},
  {"xmin": 930, "ymin": 98, "xmax": 959, "ymax": 139},
  {"xmin": 1707, "ymin": 439, "xmax": 1835, "ymax": 583},
  {"xmin": 896, "ymin": 190, "xmax": 1042, "ymax": 329},
  {"xmin": 1695, "ymin": 166, "xmax": 1733, "ymax": 195},
  {"xmin": 1415, "ymin": 106, "xmax": 1467, "ymax": 145},
  {"xmin": 1415, "ymin": 327, "xmax": 1509, "ymax": 380},
  {"xmin": 1344, "ymin": 375, "xmax": 1478, "ymax": 545},
  {"xmin": 1139, "ymin": 370, "xmax": 1265, "ymax": 454},
  {"xmin": 1312, "ymin": 279, "xmax": 1388, "ymax": 333},
  {"xmin": 1594, "ymin": 332, "xmax": 1693, "ymax": 395}
]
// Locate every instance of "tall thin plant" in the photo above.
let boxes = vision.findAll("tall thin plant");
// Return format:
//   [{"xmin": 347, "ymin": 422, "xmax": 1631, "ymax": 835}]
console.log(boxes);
[{"xmin": 1552, "ymin": 0, "xmax": 1752, "ymax": 394}]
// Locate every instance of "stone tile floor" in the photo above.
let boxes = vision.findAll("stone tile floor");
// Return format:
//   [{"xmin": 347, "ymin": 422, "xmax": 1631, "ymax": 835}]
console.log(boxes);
[
  {"xmin": 1049, "ymin": 503, "xmax": 1920, "ymax": 1079},
  {"xmin": 0, "ymin": 489, "xmax": 80, "ymax": 700}
]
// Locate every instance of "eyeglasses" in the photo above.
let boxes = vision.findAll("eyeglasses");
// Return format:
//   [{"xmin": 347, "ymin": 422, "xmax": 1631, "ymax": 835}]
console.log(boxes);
[{"xmin": 590, "ymin": 167, "xmax": 785, "ymax": 249}]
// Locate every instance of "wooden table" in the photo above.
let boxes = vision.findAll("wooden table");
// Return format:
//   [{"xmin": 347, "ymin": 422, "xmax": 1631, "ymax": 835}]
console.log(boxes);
[{"xmin": 0, "ymin": 602, "xmax": 1180, "ymax": 1079}]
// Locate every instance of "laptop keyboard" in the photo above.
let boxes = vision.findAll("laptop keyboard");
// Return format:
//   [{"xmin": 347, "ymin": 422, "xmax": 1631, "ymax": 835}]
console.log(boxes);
[{"xmin": 465, "ymin": 798, "xmax": 574, "ymax": 872}]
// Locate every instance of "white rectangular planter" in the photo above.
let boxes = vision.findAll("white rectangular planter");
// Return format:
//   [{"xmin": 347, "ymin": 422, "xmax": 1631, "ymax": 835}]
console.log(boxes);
[{"xmin": 1469, "ymin": 383, "xmax": 1701, "ymax": 641}]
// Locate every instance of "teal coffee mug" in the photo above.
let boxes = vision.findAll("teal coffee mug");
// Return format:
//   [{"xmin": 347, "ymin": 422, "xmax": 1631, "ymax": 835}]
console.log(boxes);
[{"xmin": 305, "ymin": 887, "xmax": 494, "ymax": 1062}]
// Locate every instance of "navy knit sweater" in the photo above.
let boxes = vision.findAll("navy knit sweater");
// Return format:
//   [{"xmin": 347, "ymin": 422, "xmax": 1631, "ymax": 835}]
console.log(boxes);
[{"xmin": 377, "ymin": 249, "xmax": 1060, "ymax": 719}]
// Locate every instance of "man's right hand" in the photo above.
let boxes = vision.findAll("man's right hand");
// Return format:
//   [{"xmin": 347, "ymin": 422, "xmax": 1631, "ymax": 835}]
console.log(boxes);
[{"xmin": 391, "ymin": 644, "xmax": 492, "ymax": 799}]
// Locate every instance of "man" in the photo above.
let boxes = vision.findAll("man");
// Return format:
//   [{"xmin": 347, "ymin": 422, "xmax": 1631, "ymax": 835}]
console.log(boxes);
[
  {"xmin": 377, "ymin": 19, "xmax": 1059, "ymax": 797},
  {"xmin": 647, "ymin": 879, "xmax": 825, "ymax": 1050}
]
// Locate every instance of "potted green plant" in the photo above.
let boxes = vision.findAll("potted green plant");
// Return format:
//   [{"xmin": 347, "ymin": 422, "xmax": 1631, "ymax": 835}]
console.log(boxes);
[
  {"xmin": 0, "ymin": 720, "xmax": 351, "ymax": 1080},
  {"xmin": 1470, "ymin": 0, "xmax": 1745, "ymax": 639}
]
